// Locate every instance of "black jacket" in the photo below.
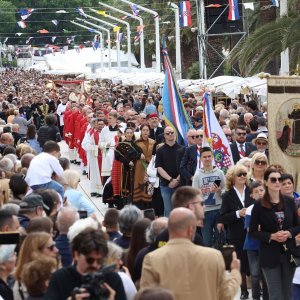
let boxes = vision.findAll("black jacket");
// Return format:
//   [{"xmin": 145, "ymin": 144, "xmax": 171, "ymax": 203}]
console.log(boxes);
[
  {"xmin": 249, "ymin": 196, "xmax": 300, "ymax": 268},
  {"xmin": 149, "ymin": 126, "xmax": 164, "ymax": 143},
  {"xmin": 44, "ymin": 265, "xmax": 126, "ymax": 300},
  {"xmin": 37, "ymin": 125, "xmax": 61, "ymax": 148},
  {"xmin": 230, "ymin": 142, "xmax": 257, "ymax": 164},
  {"xmin": 179, "ymin": 144, "xmax": 198, "ymax": 186},
  {"xmin": 220, "ymin": 187, "xmax": 253, "ymax": 241}
]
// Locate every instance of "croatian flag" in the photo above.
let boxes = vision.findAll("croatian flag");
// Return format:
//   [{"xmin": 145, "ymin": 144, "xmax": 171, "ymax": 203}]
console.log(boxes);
[
  {"xmin": 161, "ymin": 39, "xmax": 193, "ymax": 145},
  {"xmin": 228, "ymin": 0, "xmax": 240, "ymax": 20},
  {"xmin": 18, "ymin": 8, "xmax": 35, "ymax": 20},
  {"xmin": 180, "ymin": 1, "xmax": 192, "ymax": 28},
  {"xmin": 272, "ymin": 0, "xmax": 279, "ymax": 7},
  {"xmin": 17, "ymin": 21, "xmax": 26, "ymax": 29},
  {"xmin": 202, "ymin": 93, "xmax": 233, "ymax": 173},
  {"xmin": 130, "ymin": 4, "xmax": 140, "ymax": 16}
]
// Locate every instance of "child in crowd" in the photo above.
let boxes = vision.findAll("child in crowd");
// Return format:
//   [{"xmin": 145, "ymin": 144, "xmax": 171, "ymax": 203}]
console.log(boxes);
[{"xmin": 244, "ymin": 181, "xmax": 266, "ymax": 300}]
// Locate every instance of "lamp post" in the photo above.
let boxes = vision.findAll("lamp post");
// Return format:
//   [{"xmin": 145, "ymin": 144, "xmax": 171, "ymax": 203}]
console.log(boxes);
[
  {"xmin": 76, "ymin": 18, "xmax": 112, "ymax": 69},
  {"xmin": 80, "ymin": 14, "xmax": 122, "ymax": 68},
  {"xmin": 71, "ymin": 21, "xmax": 104, "ymax": 72},
  {"xmin": 169, "ymin": 3, "xmax": 181, "ymax": 79},
  {"xmin": 89, "ymin": 8, "xmax": 132, "ymax": 71},
  {"xmin": 98, "ymin": 1, "xmax": 145, "ymax": 70},
  {"xmin": 118, "ymin": 0, "xmax": 160, "ymax": 72}
]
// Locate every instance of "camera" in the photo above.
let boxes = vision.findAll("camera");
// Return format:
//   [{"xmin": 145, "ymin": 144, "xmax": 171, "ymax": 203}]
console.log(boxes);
[{"xmin": 73, "ymin": 264, "xmax": 116, "ymax": 300}]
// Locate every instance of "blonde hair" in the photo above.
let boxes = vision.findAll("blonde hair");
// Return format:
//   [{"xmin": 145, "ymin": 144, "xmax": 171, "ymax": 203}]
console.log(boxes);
[
  {"xmin": 250, "ymin": 152, "xmax": 268, "ymax": 177},
  {"xmin": 105, "ymin": 241, "xmax": 123, "ymax": 265},
  {"xmin": 14, "ymin": 232, "xmax": 51, "ymax": 281},
  {"xmin": 225, "ymin": 165, "xmax": 250, "ymax": 191},
  {"xmin": 63, "ymin": 169, "xmax": 80, "ymax": 189}
]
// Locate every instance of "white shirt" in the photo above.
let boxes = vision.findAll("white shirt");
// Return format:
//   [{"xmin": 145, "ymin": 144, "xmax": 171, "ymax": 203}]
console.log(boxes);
[
  {"xmin": 56, "ymin": 103, "xmax": 67, "ymax": 125},
  {"xmin": 25, "ymin": 152, "xmax": 64, "ymax": 186},
  {"xmin": 234, "ymin": 185, "xmax": 246, "ymax": 218}
]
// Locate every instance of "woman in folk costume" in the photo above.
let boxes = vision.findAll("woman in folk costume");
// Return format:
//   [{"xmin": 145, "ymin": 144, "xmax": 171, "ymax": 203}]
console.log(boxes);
[
  {"xmin": 115, "ymin": 127, "xmax": 143, "ymax": 209},
  {"xmin": 133, "ymin": 124, "xmax": 156, "ymax": 210},
  {"xmin": 81, "ymin": 118, "xmax": 102, "ymax": 197}
]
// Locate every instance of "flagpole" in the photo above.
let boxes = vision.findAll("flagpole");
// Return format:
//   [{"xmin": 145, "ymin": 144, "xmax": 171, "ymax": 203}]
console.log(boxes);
[
  {"xmin": 79, "ymin": 15, "xmax": 120, "ymax": 68},
  {"xmin": 76, "ymin": 18, "xmax": 112, "ymax": 69},
  {"xmin": 169, "ymin": 3, "xmax": 181, "ymax": 79},
  {"xmin": 118, "ymin": 0, "xmax": 160, "ymax": 73},
  {"xmin": 70, "ymin": 21, "xmax": 104, "ymax": 72},
  {"xmin": 98, "ymin": 2, "xmax": 145, "ymax": 70},
  {"xmin": 89, "ymin": 8, "xmax": 132, "ymax": 71},
  {"xmin": 279, "ymin": 0, "xmax": 289, "ymax": 75}
]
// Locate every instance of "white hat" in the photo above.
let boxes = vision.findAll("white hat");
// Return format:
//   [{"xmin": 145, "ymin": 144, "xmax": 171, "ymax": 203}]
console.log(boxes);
[{"xmin": 253, "ymin": 133, "xmax": 268, "ymax": 145}]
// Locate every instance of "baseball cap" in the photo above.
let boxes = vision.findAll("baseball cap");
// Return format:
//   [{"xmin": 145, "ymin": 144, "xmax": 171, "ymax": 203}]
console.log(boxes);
[{"xmin": 19, "ymin": 194, "xmax": 49, "ymax": 210}]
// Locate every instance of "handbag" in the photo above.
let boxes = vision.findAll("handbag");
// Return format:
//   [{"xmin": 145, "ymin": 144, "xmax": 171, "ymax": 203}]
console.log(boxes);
[{"xmin": 283, "ymin": 241, "xmax": 300, "ymax": 267}]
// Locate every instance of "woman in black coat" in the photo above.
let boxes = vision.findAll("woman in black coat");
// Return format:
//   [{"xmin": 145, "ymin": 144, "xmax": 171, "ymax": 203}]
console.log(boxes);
[
  {"xmin": 249, "ymin": 166, "xmax": 300, "ymax": 300},
  {"xmin": 220, "ymin": 164, "xmax": 253, "ymax": 300}
]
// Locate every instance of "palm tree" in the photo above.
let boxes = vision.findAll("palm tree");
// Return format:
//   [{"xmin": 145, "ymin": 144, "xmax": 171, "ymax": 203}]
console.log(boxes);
[{"xmin": 230, "ymin": 0, "xmax": 300, "ymax": 76}]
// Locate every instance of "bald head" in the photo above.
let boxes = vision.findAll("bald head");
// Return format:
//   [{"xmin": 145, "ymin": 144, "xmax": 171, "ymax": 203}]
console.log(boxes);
[{"xmin": 168, "ymin": 208, "xmax": 196, "ymax": 240}]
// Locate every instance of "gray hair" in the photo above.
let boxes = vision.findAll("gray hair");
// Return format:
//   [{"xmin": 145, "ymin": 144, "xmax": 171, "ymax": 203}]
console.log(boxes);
[
  {"xmin": 118, "ymin": 205, "xmax": 143, "ymax": 235},
  {"xmin": 0, "ymin": 245, "xmax": 15, "ymax": 264},
  {"xmin": 1, "ymin": 203, "xmax": 20, "ymax": 215},
  {"xmin": 0, "ymin": 157, "xmax": 14, "ymax": 172},
  {"xmin": 146, "ymin": 217, "xmax": 168, "ymax": 244},
  {"xmin": 57, "ymin": 206, "xmax": 79, "ymax": 234},
  {"xmin": 107, "ymin": 241, "xmax": 123, "ymax": 260},
  {"xmin": 67, "ymin": 217, "xmax": 99, "ymax": 242}
]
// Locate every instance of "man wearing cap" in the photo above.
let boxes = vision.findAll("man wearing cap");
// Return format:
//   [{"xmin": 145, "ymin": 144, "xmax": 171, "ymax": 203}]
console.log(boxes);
[
  {"xmin": 18, "ymin": 194, "xmax": 48, "ymax": 229},
  {"xmin": 148, "ymin": 113, "xmax": 164, "ymax": 143},
  {"xmin": 253, "ymin": 133, "xmax": 269, "ymax": 158}
]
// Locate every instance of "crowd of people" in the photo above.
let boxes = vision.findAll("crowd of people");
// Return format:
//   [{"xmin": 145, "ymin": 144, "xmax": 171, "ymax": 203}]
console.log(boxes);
[{"xmin": 0, "ymin": 68, "xmax": 299, "ymax": 300}]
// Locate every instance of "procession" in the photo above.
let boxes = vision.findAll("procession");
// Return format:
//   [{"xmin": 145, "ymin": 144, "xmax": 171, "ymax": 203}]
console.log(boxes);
[{"xmin": 0, "ymin": 1, "xmax": 300, "ymax": 300}]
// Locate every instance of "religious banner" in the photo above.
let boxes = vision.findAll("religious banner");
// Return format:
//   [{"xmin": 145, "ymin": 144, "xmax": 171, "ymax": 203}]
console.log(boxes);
[{"xmin": 268, "ymin": 77, "xmax": 300, "ymax": 190}]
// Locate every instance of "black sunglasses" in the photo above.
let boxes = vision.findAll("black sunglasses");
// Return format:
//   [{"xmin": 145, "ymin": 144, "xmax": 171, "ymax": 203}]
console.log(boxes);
[
  {"xmin": 255, "ymin": 160, "xmax": 267, "ymax": 165},
  {"xmin": 236, "ymin": 132, "xmax": 246, "ymax": 136},
  {"xmin": 269, "ymin": 177, "xmax": 283, "ymax": 183},
  {"xmin": 236, "ymin": 172, "xmax": 247, "ymax": 177},
  {"xmin": 85, "ymin": 256, "xmax": 103, "ymax": 265}
]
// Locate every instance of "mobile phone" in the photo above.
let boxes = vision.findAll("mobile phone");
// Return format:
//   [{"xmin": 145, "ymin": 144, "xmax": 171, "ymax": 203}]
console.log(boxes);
[
  {"xmin": 144, "ymin": 208, "xmax": 155, "ymax": 221},
  {"xmin": 0, "ymin": 232, "xmax": 20, "ymax": 245},
  {"xmin": 214, "ymin": 179, "xmax": 221, "ymax": 187},
  {"xmin": 220, "ymin": 245, "xmax": 235, "ymax": 271},
  {"xmin": 78, "ymin": 210, "xmax": 88, "ymax": 219}
]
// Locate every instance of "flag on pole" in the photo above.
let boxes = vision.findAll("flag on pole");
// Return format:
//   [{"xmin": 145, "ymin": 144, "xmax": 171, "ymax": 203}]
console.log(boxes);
[
  {"xmin": 51, "ymin": 36, "xmax": 57, "ymax": 43},
  {"xmin": 15, "ymin": 33, "xmax": 23, "ymax": 36},
  {"xmin": 206, "ymin": 4, "xmax": 223, "ymax": 8},
  {"xmin": 37, "ymin": 29, "xmax": 49, "ymax": 33},
  {"xmin": 161, "ymin": 39, "xmax": 193, "ymax": 145},
  {"xmin": 271, "ymin": 0, "xmax": 279, "ymax": 7},
  {"xmin": 228, "ymin": 0, "xmax": 240, "ymax": 21},
  {"xmin": 96, "ymin": 11, "xmax": 107, "ymax": 17},
  {"xmin": 117, "ymin": 32, "xmax": 123, "ymax": 44},
  {"xmin": 113, "ymin": 26, "xmax": 121, "ymax": 32},
  {"xmin": 130, "ymin": 4, "xmax": 140, "ymax": 16},
  {"xmin": 134, "ymin": 25, "xmax": 144, "ymax": 42},
  {"xmin": 180, "ymin": 1, "xmax": 192, "ymax": 27},
  {"xmin": 202, "ymin": 92, "xmax": 233, "ymax": 173},
  {"xmin": 26, "ymin": 37, "xmax": 33, "ymax": 44},
  {"xmin": 17, "ymin": 8, "xmax": 35, "ymax": 20},
  {"xmin": 88, "ymin": 28, "xmax": 96, "ymax": 33},
  {"xmin": 76, "ymin": 7, "xmax": 87, "ymax": 18},
  {"xmin": 93, "ymin": 35, "xmax": 100, "ymax": 50},
  {"xmin": 4, "ymin": 37, "xmax": 8, "ymax": 43},
  {"xmin": 17, "ymin": 21, "xmax": 26, "ymax": 29},
  {"xmin": 52, "ymin": 20, "xmax": 59, "ymax": 26}
]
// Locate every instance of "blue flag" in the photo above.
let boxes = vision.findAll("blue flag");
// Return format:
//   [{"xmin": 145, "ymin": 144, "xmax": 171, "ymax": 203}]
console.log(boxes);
[{"xmin": 161, "ymin": 39, "xmax": 193, "ymax": 145}]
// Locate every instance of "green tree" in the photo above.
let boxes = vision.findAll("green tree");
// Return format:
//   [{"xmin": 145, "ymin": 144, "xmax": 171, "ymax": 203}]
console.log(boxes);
[{"xmin": 0, "ymin": 1, "xmax": 17, "ymax": 37}]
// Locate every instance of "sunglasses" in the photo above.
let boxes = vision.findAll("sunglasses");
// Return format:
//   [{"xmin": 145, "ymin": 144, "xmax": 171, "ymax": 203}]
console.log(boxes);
[
  {"xmin": 255, "ymin": 160, "xmax": 267, "ymax": 165},
  {"xmin": 256, "ymin": 141, "xmax": 267, "ymax": 146},
  {"xmin": 236, "ymin": 172, "xmax": 247, "ymax": 177},
  {"xmin": 269, "ymin": 177, "xmax": 283, "ymax": 183},
  {"xmin": 189, "ymin": 135, "xmax": 203, "ymax": 139},
  {"xmin": 85, "ymin": 256, "xmax": 103, "ymax": 265},
  {"xmin": 236, "ymin": 132, "xmax": 246, "ymax": 136},
  {"xmin": 165, "ymin": 132, "xmax": 175, "ymax": 135},
  {"xmin": 47, "ymin": 244, "xmax": 56, "ymax": 251}
]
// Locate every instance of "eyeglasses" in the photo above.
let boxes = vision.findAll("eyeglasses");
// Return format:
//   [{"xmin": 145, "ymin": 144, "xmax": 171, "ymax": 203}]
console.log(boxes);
[
  {"xmin": 165, "ymin": 132, "xmax": 175, "ymax": 135},
  {"xmin": 269, "ymin": 177, "xmax": 283, "ymax": 183},
  {"xmin": 85, "ymin": 256, "xmax": 103, "ymax": 265},
  {"xmin": 236, "ymin": 172, "xmax": 247, "ymax": 177},
  {"xmin": 255, "ymin": 160, "xmax": 267, "ymax": 165},
  {"xmin": 189, "ymin": 200, "xmax": 205, "ymax": 206},
  {"xmin": 256, "ymin": 141, "xmax": 267, "ymax": 146},
  {"xmin": 189, "ymin": 135, "xmax": 202, "ymax": 139},
  {"xmin": 47, "ymin": 244, "xmax": 56, "ymax": 251},
  {"xmin": 236, "ymin": 132, "xmax": 246, "ymax": 136}
]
